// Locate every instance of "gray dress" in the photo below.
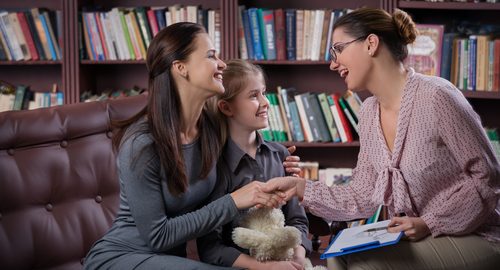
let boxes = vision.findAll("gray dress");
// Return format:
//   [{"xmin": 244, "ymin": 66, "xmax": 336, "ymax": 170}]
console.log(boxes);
[{"xmin": 84, "ymin": 122, "xmax": 238, "ymax": 270}]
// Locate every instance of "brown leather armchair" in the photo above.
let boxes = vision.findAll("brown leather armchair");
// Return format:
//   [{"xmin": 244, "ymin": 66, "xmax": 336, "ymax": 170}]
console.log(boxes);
[{"xmin": 0, "ymin": 95, "xmax": 147, "ymax": 270}]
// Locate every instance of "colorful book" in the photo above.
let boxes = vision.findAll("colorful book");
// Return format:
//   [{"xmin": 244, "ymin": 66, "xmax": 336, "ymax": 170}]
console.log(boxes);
[{"xmin": 406, "ymin": 24, "xmax": 444, "ymax": 77}]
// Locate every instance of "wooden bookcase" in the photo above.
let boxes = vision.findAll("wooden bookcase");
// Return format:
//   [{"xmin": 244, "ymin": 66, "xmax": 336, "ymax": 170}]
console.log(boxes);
[
  {"xmin": 1, "ymin": 0, "xmax": 499, "ymax": 168},
  {"xmin": 396, "ymin": 0, "xmax": 500, "ymax": 152}
]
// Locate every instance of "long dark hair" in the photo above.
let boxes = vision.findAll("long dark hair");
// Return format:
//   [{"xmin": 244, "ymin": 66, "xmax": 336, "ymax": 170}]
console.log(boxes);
[
  {"xmin": 113, "ymin": 22, "xmax": 222, "ymax": 196},
  {"xmin": 333, "ymin": 8, "xmax": 418, "ymax": 62}
]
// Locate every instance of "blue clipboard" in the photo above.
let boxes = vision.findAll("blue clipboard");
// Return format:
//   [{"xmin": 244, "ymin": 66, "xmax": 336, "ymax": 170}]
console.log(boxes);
[{"xmin": 321, "ymin": 220, "xmax": 403, "ymax": 259}]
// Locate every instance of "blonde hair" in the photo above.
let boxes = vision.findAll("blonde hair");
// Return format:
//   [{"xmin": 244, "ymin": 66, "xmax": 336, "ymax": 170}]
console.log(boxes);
[{"xmin": 209, "ymin": 59, "xmax": 265, "ymax": 144}]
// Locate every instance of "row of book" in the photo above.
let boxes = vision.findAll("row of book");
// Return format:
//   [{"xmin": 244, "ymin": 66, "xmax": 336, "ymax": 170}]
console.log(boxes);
[
  {"xmin": 238, "ymin": 7, "xmax": 349, "ymax": 61},
  {"xmin": 81, "ymin": 5, "xmax": 220, "ymax": 61},
  {"xmin": 0, "ymin": 82, "xmax": 63, "ymax": 112},
  {"xmin": 80, "ymin": 87, "xmax": 144, "ymax": 102},
  {"xmin": 0, "ymin": 8, "xmax": 62, "ymax": 61},
  {"xmin": 406, "ymin": 24, "xmax": 500, "ymax": 92},
  {"xmin": 260, "ymin": 88, "xmax": 362, "ymax": 143}
]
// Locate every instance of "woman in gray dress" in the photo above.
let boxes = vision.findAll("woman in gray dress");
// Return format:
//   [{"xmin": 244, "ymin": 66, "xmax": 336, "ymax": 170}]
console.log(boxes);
[{"xmin": 83, "ymin": 22, "xmax": 286, "ymax": 270}]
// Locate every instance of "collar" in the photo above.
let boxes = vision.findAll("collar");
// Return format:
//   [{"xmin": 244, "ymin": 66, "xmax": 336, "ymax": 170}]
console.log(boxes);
[{"xmin": 224, "ymin": 132, "xmax": 282, "ymax": 173}]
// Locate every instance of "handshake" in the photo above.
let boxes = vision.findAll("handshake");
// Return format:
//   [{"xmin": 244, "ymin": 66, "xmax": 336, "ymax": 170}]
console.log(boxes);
[{"xmin": 230, "ymin": 176, "xmax": 307, "ymax": 210}]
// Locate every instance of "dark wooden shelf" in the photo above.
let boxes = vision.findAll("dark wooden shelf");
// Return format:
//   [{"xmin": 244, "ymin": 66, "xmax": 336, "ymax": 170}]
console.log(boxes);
[
  {"xmin": 80, "ymin": 60, "xmax": 146, "ymax": 65},
  {"xmin": 461, "ymin": 90, "xmax": 500, "ymax": 100},
  {"xmin": 250, "ymin": 60, "xmax": 330, "ymax": 65},
  {"xmin": 398, "ymin": 1, "xmax": 500, "ymax": 10},
  {"xmin": 0, "ymin": 60, "xmax": 62, "ymax": 65},
  {"xmin": 281, "ymin": 141, "xmax": 360, "ymax": 148}
]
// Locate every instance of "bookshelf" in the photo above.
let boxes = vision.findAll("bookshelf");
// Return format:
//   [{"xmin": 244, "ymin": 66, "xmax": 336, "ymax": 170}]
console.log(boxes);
[
  {"xmin": 0, "ymin": 0, "xmax": 499, "ymax": 167},
  {"xmin": 396, "ymin": 0, "xmax": 500, "ymax": 137},
  {"xmin": 0, "ymin": 0, "xmax": 66, "ymax": 101}
]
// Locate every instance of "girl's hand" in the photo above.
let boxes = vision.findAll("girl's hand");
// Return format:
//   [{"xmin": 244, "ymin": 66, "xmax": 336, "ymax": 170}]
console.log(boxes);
[
  {"xmin": 285, "ymin": 146, "xmax": 301, "ymax": 177},
  {"xmin": 230, "ymin": 181, "xmax": 284, "ymax": 209},
  {"xmin": 387, "ymin": 216, "xmax": 431, "ymax": 241},
  {"xmin": 292, "ymin": 245, "xmax": 306, "ymax": 268}
]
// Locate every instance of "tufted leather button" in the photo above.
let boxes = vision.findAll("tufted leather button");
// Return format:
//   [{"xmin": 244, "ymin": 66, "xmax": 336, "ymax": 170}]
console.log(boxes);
[
  {"xmin": 80, "ymin": 258, "xmax": 85, "ymax": 265},
  {"xmin": 7, "ymin": 149, "xmax": 14, "ymax": 155},
  {"xmin": 106, "ymin": 131, "xmax": 113, "ymax": 139},
  {"xmin": 45, "ymin": 203, "xmax": 53, "ymax": 211},
  {"xmin": 60, "ymin": 140, "xmax": 68, "ymax": 148},
  {"xmin": 95, "ymin": 195, "xmax": 102, "ymax": 203}
]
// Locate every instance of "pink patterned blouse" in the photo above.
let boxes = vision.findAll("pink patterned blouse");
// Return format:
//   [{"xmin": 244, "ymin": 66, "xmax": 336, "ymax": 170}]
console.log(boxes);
[{"xmin": 303, "ymin": 69, "xmax": 500, "ymax": 241}]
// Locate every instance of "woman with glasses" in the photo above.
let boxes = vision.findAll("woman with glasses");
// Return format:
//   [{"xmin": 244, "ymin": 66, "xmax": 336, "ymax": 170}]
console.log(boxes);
[{"xmin": 263, "ymin": 7, "xmax": 500, "ymax": 270}]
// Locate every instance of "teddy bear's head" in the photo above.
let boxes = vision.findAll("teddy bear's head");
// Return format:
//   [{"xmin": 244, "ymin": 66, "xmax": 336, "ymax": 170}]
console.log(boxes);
[{"xmin": 232, "ymin": 207, "xmax": 301, "ymax": 262}]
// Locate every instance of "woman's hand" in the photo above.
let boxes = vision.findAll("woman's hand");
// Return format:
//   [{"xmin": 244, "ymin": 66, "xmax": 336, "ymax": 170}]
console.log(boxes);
[
  {"xmin": 387, "ymin": 216, "xmax": 431, "ymax": 241},
  {"xmin": 230, "ymin": 181, "xmax": 285, "ymax": 209},
  {"xmin": 261, "ymin": 177, "xmax": 305, "ymax": 202},
  {"xmin": 285, "ymin": 146, "xmax": 301, "ymax": 177}
]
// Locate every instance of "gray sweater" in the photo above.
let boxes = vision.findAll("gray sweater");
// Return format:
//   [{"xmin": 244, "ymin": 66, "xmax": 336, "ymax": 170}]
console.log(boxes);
[{"xmin": 84, "ymin": 122, "xmax": 239, "ymax": 269}]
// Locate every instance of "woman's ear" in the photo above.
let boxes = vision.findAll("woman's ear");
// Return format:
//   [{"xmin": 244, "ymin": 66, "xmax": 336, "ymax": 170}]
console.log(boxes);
[
  {"xmin": 172, "ymin": 60, "xmax": 188, "ymax": 79},
  {"xmin": 217, "ymin": 100, "xmax": 233, "ymax": 117},
  {"xmin": 366, "ymin": 34, "xmax": 380, "ymax": 56}
]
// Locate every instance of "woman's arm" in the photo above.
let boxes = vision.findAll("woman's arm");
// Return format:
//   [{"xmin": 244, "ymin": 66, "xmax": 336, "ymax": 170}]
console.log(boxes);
[
  {"xmin": 119, "ymin": 136, "xmax": 283, "ymax": 252},
  {"xmin": 421, "ymin": 87, "xmax": 500, "ymax": 236}
]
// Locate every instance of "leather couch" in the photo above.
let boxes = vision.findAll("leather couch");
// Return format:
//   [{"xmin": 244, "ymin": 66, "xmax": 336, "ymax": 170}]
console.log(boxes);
[{"xmin": 0, "ymin": 95, "xmax": 147, "ymax": 270}]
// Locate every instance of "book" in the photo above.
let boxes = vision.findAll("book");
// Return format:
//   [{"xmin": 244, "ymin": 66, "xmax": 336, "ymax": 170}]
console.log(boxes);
[
  {"xmin": 237, "ymin": 5, "xmax": 248, "ymax": 59},
  {"xmin": 284, "ymin": 9, "xmax": 296, "ymax": 60},
  {"xmin": 321, "ymin": 220, "xmax": 403, "ymax": 258},
  {"xmin": 406, "ymin": 24, "xmax": 444, "ymax": 77},
  {"xmin": 247, "ymin": 8, "xmax": 264, "ymax": 60},
  {"xmin": 274, "ymin": 9, "xmax": 286, "ymax": 61},
  {"xmin": 440, "ymin": 33, "xmax": 458, "ymax": 81}
]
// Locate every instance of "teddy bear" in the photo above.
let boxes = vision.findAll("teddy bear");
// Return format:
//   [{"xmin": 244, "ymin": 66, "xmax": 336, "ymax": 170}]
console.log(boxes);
[{"xmin": 232, "ymin": 207, "xmax": 328, "ymax": 270}]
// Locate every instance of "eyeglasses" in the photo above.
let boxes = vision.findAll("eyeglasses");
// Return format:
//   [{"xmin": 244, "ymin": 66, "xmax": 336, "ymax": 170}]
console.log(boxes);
[{"xmin": 329, "ymin": 36, "xmax": 367, "ymax": 63}]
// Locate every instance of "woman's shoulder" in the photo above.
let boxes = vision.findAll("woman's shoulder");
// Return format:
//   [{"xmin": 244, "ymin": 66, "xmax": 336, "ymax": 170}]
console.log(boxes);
[
  {"xmin": 120, "ymin": 120, "xmax": 153, "ymax": 155},
  {"xmin": 413, "ymin": 72, "xmax": 460, "ymax": 100},
  {"xmin": 359, "ymin": 95, "xmax": 377, "ymax": 116}
]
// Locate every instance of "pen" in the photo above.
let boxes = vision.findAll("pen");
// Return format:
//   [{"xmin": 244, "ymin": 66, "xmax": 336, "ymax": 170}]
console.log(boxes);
[{"xmin": 364, "ymin": 226, "xmax": 387, "ymax": 233}]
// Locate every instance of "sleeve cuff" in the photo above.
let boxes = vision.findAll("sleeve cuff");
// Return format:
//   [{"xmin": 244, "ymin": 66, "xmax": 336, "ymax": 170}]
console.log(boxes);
[{"xmin": 301, "ymin": 180, "xmax": 316, "ymax": 208}]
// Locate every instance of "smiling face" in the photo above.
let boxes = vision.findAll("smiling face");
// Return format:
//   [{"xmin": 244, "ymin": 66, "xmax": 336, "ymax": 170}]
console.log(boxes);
[
  {"xmin": 183, "ymin": 33, "xmax": 226, "ymax": 96},
  {"xmin": 329, "ymin": 28, "xmax": 371, "ymax": 91},
  {"xmin": 221, "ymin": 72, "xmax": 269, "ymax": 132}
]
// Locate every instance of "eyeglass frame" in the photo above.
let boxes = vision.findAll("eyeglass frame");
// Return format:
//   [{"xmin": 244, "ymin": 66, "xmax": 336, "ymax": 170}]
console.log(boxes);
[{"xmin": 329, "ymin": 36, "xmax": 367, "ymax": 63}]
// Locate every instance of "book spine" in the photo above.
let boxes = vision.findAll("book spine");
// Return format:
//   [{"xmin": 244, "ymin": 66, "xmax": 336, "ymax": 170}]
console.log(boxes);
[
  {"xmin": 237, "ymin": 6, "xmax": 248, "ymax": 60},
  {"xmin": 274, "ymin": 9, "xmax": 286, "ymax": 61},
  {"xmin": 247, "ymin": 8, "xmax": 264, "ymax": 60},
  {"xmin": 318, "ymin": 93, "xmax": 341, "ymax": 142},
  {"xmin": 17, "ymin": 12, "xmax": 39, "ymax": 60},
  {"xmin": 241, "ymin": 8, "xmax": 254, "ymax": 60},
  {"xmin": 146, "ymin": 9, "xmax": 159, "ymax": 37},
  {"xmin": 285, "ymin": 9, "xmax": 296, "ymax": 60},
  {"xmin": 308, "ymin": 93, "xmax": 332, "ymax": 142},
  {"xmin": 9, "ymin": 13, "xmax": 31, "ymax": 60},
  {"xmin": 295, "ymin": 93, "xmax": 313, "ymax": 142}
]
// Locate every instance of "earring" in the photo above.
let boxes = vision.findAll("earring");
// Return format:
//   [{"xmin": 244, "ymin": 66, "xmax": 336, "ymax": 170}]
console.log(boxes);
[{"xmin": 368, "ymin": 52, "xmax": 372, "ymax": 56}]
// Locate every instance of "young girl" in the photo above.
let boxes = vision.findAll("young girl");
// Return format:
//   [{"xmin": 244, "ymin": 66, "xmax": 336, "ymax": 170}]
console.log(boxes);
[
  {"xmin": 263, "ymin": 7, "xmax": 500, "ymax": 270},
  {"xmin": 197, "ymin": 59, "xmax": 312, "ymax": 270},
  {"xmin": 83, "ymin": 23, "xmax": 285, "ymax": 270}
]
